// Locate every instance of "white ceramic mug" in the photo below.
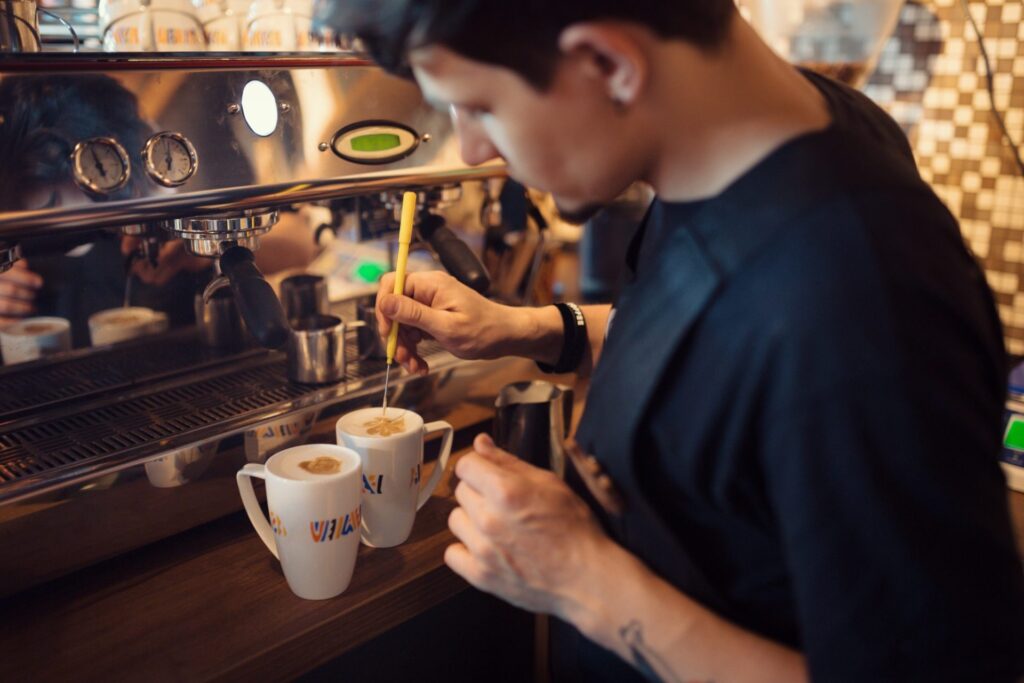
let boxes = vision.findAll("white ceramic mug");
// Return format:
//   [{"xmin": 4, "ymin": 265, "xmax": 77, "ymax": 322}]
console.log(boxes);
[
  {"xmin": 195, "ymin": 0, "xmax": 249, "ymax": 51},
  {"xmin": 237, "ymin": 444, "xmax": 363, "ymax": 600},
  {"xmin": 245, "ymin": 0, "xmax": 312, "ymax": 51},
  {"xmin": 100, "ymin": 0, "xmax": 206, "ymax": 51},
  {"xmin": 336, "ymin": 407, "xmax": 453, "ymax": 548},
  {"xmin": 88, "ymin": 306, "xmax": 168, "ymax": 346},
  {"xmin": 0, "ymin": 316, "xmax": 71, "ymax": 364}
]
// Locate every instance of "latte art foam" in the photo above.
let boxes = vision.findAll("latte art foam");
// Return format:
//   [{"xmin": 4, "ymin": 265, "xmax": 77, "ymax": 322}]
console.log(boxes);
[
  {"xmin": 362, "ymin": 415, "xmax": 406, "ymax": 437},
  {"xmin": 337, "ymin": 407, "xmax": 420, "ymax": 439}
]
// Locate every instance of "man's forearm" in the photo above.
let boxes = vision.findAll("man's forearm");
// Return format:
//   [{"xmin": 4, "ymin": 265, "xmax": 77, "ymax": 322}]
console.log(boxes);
[
  {"xmin": 561, "ymin": 538, "xmax": 808, "ymax": 683},
  {"xmin": 506, "ymin": 304, "xmax": 611, "ymax": 378}
]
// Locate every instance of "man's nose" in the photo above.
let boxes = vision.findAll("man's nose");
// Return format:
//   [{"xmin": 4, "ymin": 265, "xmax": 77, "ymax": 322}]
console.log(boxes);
[{"xmin": 452, "ymin": 112, "xmax": 501, "ymax": 166}]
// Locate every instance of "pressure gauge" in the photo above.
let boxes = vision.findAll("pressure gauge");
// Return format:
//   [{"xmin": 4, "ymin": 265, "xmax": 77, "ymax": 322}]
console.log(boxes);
[
  {"xmin": 143, "ymin": 132, "xmax": 198, "ymax": 187},
  {"xmin": 71, "ymin": 137, "xmax": 131, "ymax": 195}
]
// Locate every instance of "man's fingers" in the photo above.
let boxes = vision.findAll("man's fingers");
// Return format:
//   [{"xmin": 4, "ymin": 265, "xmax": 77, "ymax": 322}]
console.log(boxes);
[
  {"xmin": 443, "ymin": 543, "xmax": 492, "ymax": 590},
  {"xmin": 392, "ymin": 343, "xmax": 429, "ymax": 373},
  {"xmin": 0, "ymin": 280, "xmax": 39, "ymax": 302},
  {"xmin": 453, "ymin": 479, "xmax": 491, "ymax": 522},
  {"xmin": 0, "ymin": 294, "xmax": 35, "ymax": 315},
  {"xmin": 447, "ymin": 506, "xmax": 492, "ymax": 558},
  {"xmin": 121, "ymin": 235, "xmax": 141, "ymax": 255},
  {"xmin": 378, "ymin": 293, "xmax": 446, "ymax": 338},
  {"xmin": 1, "ymin": 262, "xmax": 43, "ymax": 290},
  {"xmin": 131, "ymin": 262, "xmax": 161, "ymax": 285},
  {"xmin": 401, "ymin": 326, "xmax": 423, "ymax": 346},
  {"xmin": 454, "ymin": 448, "xmax": 527, "ymax": 506},
  {"xmin": 472, "ymin": 433, "xmax": 527, "ymax": 470}
]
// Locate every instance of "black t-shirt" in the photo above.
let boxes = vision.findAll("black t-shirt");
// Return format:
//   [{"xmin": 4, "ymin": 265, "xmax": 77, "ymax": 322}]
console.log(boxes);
[{"xmin": 564, "ymin": 72, "xmax": 1024, "ymax": 682}]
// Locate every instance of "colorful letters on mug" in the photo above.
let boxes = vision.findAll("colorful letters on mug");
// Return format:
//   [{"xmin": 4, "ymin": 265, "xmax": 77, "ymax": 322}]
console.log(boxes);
[
  {"xmin": 270, "ymin": 510, "xmax": 287, "ymax": 537},
  {"xmin": 309, "ymin": 505, "xmax": 362, "ymax": 543},
  {"xmin": 362, "ymin": 473, "xmax": 384, "ymax": 495}
]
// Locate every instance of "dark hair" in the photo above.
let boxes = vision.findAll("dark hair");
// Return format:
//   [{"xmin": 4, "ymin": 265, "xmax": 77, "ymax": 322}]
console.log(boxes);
[
  {"xmin": 314, "ymin": 0, "xmax": 736, "ymax": 88},
  {"xmin": 0, "ymin": 75, "xmax": 151, "ymax": 209}
]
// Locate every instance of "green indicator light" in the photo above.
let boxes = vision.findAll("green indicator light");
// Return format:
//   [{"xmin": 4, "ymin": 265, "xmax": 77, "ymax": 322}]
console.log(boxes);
[
  {"xmin": 355, "ymin": 261, "xmax": 387, "ymax": 283},
  {"xmin": 351, "ymin": 133, "xmax": 401, "ymax": 152},
  {"xmin": 1005, "ymin": 417, "xmax": 1024, "ymax": 450}
]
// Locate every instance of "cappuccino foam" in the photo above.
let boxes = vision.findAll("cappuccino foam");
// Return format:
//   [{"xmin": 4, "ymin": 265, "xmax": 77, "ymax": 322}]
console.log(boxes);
[
  {"xmin": 11, "ymin": 321, "xmax": 63, "ymax": 336},
  {"xmin": 92, "ymin": 310, "xmax": 150, "ymax": 327},
  {"xmin": 269, "ymin": 446, "xmax": 359, "ymax": 482}
]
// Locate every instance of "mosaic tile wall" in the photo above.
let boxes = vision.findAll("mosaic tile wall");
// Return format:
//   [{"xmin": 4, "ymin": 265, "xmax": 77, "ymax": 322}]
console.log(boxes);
[{"xmin": 861, "ymin": 0, "xmax": 1024, "ymax": 353}]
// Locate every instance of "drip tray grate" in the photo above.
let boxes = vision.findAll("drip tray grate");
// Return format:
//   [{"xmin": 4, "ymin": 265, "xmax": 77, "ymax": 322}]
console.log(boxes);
[
  {"xmin": 0, "ymin": 340, "xmax": 446, "ymax": 485},
  {"xmin": 0, "ymin": 331, "xmax": 254, "ymax": 419},
  {"xmin": 0, "ymin": 361, "xmax": 303, "ymax": 483}
]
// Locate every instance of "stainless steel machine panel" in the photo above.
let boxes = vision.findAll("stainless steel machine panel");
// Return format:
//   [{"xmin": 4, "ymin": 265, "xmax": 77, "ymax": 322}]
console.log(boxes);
[{"xmin": 0, "ymin": 55, "xmax": 502, "ymax": 236}]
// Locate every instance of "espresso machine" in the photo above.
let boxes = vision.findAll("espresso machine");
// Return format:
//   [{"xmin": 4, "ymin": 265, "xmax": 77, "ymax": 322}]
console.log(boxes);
[{"xmin": 0, "ymin": 52, "xmax": 531, "ymax": 596}]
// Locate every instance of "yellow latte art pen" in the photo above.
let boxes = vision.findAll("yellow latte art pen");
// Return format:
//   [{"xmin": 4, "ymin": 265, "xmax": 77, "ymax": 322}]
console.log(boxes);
[{"xmin": 382, "ymin": 191, "xmax": 417, "ymax": 417}]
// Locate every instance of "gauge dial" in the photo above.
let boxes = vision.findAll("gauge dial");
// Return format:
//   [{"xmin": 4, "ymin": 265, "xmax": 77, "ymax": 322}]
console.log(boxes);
[
  {"xmin": 143, "ymin": 132, "xmax": 198, "ymax": 187},
  {"xmin": 71, "ymin": 137, "xmax": 131, "ymax": 195}
]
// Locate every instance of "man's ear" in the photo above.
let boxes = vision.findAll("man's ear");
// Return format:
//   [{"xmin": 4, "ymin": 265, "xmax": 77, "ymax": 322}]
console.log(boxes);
[{"xmin": 558, "ymin": 23, "xmax": 648, "ymax": 107}]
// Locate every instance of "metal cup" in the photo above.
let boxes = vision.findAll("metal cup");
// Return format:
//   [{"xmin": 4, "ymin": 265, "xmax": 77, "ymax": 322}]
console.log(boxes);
[
  {"xmin": 280, "ymin": 273, "xmax": 328, "ymax": 322},
  {"xmin": 494, "ymin": 381, "xmax": 573, "ymax": 477},
  {"xmin": 194, "ymin": 287, "xmax": 248, "ymax": 349},
  {"xmin": 287, "ymin": 314, "xmax": 364, "ymax": 385}
]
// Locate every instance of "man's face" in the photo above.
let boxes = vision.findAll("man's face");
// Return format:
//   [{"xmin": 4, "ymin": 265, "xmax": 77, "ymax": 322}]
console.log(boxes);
[{"xmin": 411, "ymin": 45, "xmax": 650, "ymax": 223}]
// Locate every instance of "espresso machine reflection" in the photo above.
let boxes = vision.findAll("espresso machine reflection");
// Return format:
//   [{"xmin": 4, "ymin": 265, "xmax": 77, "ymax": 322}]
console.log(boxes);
[{"xmin": 0, "ymin": 54, "xmax": 530, "ymax": 597}]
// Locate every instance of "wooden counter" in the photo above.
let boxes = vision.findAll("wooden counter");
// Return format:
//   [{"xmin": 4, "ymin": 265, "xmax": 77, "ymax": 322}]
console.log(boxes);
[
  {"xmin": 0, "ymin": 455, "xmax": 469, "ymax": 683},
  {"xmin": 1, "ymin": 456, "xmax": 1022, "ymax": 682}
]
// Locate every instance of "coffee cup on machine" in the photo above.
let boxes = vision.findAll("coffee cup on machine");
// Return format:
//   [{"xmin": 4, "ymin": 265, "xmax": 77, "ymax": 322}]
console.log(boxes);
[
  {"xmin": 88, "ymin": 306, "xmax": 168, "ymax": 346},
  {"xmin": 0, "ymin": 316, "xmax": 72, "ymax": 364}
]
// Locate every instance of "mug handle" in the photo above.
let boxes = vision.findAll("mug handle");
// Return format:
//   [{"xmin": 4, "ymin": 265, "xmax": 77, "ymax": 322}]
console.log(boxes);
[
  {"xmin": 417, "ymin": 421, "xmax": 454, "ymax": 511},
  {"xmin": 236, "ymin": 463, "xmax": 279, "ymax": 559}
]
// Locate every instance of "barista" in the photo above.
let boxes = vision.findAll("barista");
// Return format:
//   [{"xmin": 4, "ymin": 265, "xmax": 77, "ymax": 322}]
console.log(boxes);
[{"xmin": 324, "ymin": 1, "xmax": 1024, "ymax": 682}]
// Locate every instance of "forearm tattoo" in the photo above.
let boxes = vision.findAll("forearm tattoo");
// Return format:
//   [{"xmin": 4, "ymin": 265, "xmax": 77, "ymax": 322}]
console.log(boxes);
[{"xmin": 619, "ymin": 620, "xmax": 712, "ymax": 683}]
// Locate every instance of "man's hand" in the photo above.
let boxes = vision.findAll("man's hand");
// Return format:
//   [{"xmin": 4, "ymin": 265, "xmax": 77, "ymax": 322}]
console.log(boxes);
[
  {"xmin": 121, "ymin": 237, "xmax": 211, "ymax": 287},
  {"xmin": 376, "ymin": 271, "xmax": 541, "ymax": 374},
  {"xmin": 444, "ymin": 433, "xmax": 610, "ymax": 618},
  {"xmin": 447, "ymin": 433, "xmax": 808, "ymax": 683},
  {"xmin": 0, "ymin": 261, "xmax": 43, "ymax": 326}
]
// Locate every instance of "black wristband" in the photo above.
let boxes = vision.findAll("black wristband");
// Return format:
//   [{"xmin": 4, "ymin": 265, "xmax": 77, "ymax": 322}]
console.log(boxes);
[{"xmin": 537, "ymin": 302, "xmax": 587, "ymax": 374}]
